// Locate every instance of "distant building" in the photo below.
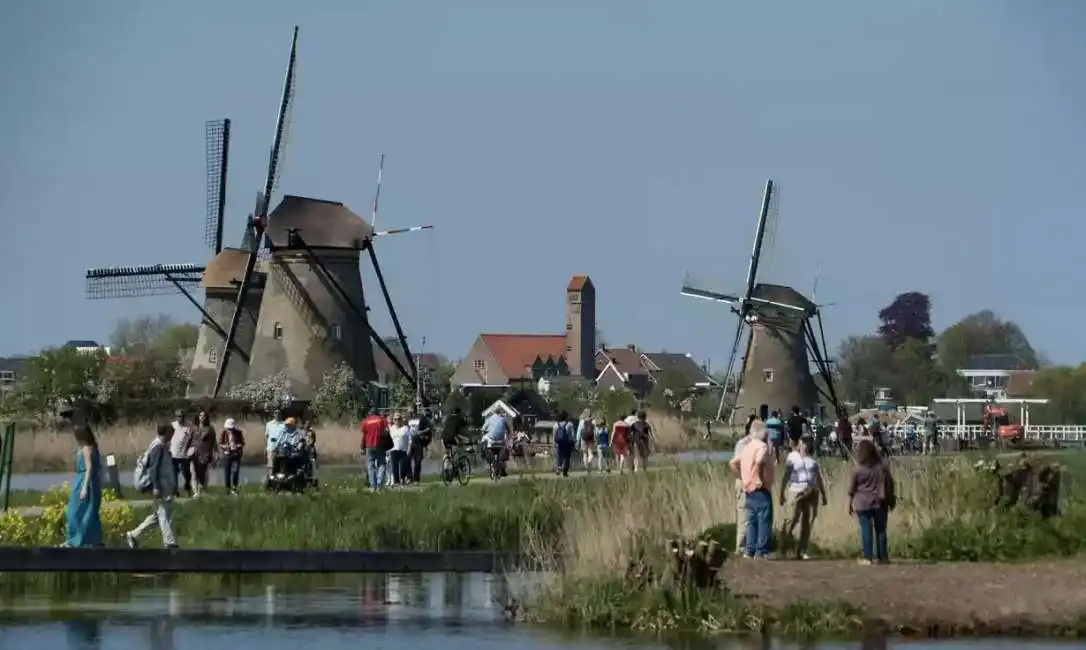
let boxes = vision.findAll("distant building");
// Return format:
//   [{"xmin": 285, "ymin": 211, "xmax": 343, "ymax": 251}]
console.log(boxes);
[
  {"xmin": 451, "ymin": 275, "xmax": 596, "ymax": 389},
  {"xmin": 0, "ymin": 356, "xmax": 26, "ymax": 393},
  {"xmin": 63, "ymin": 340, "xmax": 112, "ymax": 356},
  {"xmin": 595, "ymin": 345, "xmax": 717, "ymax": 397},
  {"xmin": 956, "ymin": 353, "xmax": 1036, "ymax": 400}
]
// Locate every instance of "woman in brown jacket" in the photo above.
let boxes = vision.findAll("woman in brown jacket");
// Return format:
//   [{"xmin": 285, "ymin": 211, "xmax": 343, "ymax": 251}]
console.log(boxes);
[{"xmin": 847, "ymin": 440, "xmax": 896, "ymax": 565}]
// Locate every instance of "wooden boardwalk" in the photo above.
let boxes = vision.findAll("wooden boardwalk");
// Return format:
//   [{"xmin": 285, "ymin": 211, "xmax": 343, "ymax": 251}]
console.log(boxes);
[{"xmin": 0, "ymin": 547, "xmax": 526, "ymax": 574}]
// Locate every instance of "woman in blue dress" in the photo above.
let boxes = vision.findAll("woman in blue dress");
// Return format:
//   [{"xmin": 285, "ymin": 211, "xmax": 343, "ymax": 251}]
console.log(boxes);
[{"xmin": 64, "ymin": 425, "xmax": 102, "ymax": 547}]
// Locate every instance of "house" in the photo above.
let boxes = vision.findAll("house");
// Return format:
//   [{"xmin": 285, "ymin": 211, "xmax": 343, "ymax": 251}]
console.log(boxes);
[
  {"xmin": 64, "ymin": 340, "xmax": 111, "ymax": 355},
  {"xmin": 0, "ymin": 356, "xmax": 26, "ymax": 394},
  {"xmin": 372, "ymin": 339, "xmax": 444, "ymax": 385},
  {"xmin": 451, "ymin": 275, "xmax": 596, "ymax": 389},
  {"xmin": 595, "ymin": 345, "xmax": 717, "ymax": 396},
  {"xmin": 481, "ymin": 388, "xmax": 555, "ymax": 432},
  {"xmin": 955, "ymin": 353, "xmax": 1036, "ymax": 400}
]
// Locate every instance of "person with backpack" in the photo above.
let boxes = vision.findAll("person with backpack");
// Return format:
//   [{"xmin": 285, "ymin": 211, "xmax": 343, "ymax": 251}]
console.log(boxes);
[
  {"xmin": 361, "ymin": 410, "xmax": 392, "ymax": 491},
  {"xmin": 126, "ymin": 424, "xmax": 179, "ymax": 549},
  {"xmin": 553, "ymin": 411, "xmax": 576, "ymax": 477},
  {"xmin": 407, "ymin": 408, "xmax": 433, "ymax": 484},
  {"xmin": 628, "ymin": 410, "xmax": 653, "ymax": 473},
  {"xmin": 576, "ymin": 409, "xmax": 597, "ymax": 474}
]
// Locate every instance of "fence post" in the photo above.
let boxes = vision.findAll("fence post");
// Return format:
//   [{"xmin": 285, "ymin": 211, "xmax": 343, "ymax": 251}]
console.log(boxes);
[
  {"xmin": 105, "ymin": 454, "xmax": 122, "ymax": 498},
  {"xmin": 1, "ymin": 422, "xmax": 14, "ymax": 512}
]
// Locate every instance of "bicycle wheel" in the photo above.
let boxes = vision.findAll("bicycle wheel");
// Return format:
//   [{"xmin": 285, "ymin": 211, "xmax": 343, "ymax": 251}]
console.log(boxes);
[
  {"xmin": 441, "ymin": 456, "xmax": 455, "ymax": 486},
  {"xmin": 456, "ymin": 456, "xmax": 472, "ymax": 486}
]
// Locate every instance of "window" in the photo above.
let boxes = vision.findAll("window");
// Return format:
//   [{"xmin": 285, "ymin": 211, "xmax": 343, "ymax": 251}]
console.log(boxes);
[
  {"xmin": 566, "ymin": 322, "xmax": 573, "ymax": 331},
  {"xmin": 208, "ymin": 347, "xmax": 217, "ymax": 364},
  {"xmin": 565, "ymin": 344, "xmax": 573, "ymax": 353},
  {"xmin": 0, "ymin": 370, "xmax": 14, "ymax": 383},
  {"xmin": 762, "ymin": 369, "xmax": 775, "ymax": 383},
  {"xmin": 329, "ymin": 322, "xmax": 342, "ymax": 340},
  {"xmin": 567, "ymin": 292, "xmax": 580, "ymax": 304},
  {"xmin": 569, "ymin": 303, "xmax": 581, "ymax": 314},
  {"xmin": 474, "ymin": 359, "xmax": 486, "ymax": 371},
  {"xmin": 273, "ymin": 322, "xmax": 283, "ymax": 340}
]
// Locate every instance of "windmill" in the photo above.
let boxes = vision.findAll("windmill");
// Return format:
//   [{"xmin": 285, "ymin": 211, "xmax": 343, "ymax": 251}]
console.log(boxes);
[
  {"xmin": 83, "ymin": 27, "xmax": 308, "ymax": 398},
  {"xmin": 680, "ymin": 179, "xmax": 840, "ymax": 423}
]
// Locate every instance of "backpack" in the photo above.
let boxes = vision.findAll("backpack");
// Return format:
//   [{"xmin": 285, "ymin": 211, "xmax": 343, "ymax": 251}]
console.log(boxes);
[
  {"xmin": 133, "ymin": 450, "xmax": 153, "ymax": 493},
  {"xmin": 555, "ymin": 422, "xmax": 574, "ymax": 445},
  {"xmin": 580, "ymin": 420, "xmax": 595, "ymax": 443}
]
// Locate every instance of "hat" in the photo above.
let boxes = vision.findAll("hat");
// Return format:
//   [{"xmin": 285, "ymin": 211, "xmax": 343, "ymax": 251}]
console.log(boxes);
[{"xmin": 224, "ymin": 418, "xmax": 237, "ymax": 429}]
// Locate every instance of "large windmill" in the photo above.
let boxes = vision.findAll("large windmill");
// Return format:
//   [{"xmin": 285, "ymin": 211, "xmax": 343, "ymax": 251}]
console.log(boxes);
[{"xmin": 680, "ymin": 180, "xmax": 840, "ymax": 422}]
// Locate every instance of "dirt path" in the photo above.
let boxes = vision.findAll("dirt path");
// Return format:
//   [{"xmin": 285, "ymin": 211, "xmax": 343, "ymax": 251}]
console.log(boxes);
[
  {"xmin": 723, "ymin": 559, "xmax": 1086, "ymax": 631},
  {"xmin": 8, "ymin": 463, "xmax": 664, "ymax": 517}
]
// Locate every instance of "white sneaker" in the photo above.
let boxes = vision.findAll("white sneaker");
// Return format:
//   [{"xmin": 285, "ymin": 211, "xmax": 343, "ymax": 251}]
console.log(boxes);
[{"xmin": 125, "ymin": 532, "xmax": 138, "ymax": 549}]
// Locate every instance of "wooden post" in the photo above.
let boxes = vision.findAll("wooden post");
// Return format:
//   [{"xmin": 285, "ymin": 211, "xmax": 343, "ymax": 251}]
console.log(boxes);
[
  {"xmin": 1, "ymin": 422, "xmax": 14, "ymax": 511},
  {"xmin": 105, "ymin": 454, "xmax": 123, "ymax": 498}
]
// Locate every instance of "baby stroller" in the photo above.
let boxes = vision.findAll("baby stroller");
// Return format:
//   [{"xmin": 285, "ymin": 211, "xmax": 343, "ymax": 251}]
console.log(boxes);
[{"xmin": 265, "ymin": 442, "xmax": 318, "ymax": 493}]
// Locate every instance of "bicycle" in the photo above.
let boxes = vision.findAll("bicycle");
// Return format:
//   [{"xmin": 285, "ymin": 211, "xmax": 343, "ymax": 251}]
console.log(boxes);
[
  {"xmin": 482, "ymin": 443, "xmax": 506, "ymax": 481},
  {"xmin": 441, "ymin": 443, "xmax": 473, "ymax": 486}
]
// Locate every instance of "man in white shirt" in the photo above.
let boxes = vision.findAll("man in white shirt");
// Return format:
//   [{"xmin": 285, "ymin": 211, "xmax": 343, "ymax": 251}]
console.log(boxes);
[
  {"xmin": 168, "ymin": 412, "xmax": 194, "ymax": 497},
  {"xmin": 265, "ymin": 409, "xmax": 287, "ymax": 468}
]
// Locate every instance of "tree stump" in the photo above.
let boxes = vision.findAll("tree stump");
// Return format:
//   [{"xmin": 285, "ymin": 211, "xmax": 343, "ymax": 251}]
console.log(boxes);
[
  {"xmin": 667, "ymin": 538, "xmax": 727, "ymax": 590},
  {"xmin": 992, "ymin": 453, "xmax": 1062, "ymax": 518}
]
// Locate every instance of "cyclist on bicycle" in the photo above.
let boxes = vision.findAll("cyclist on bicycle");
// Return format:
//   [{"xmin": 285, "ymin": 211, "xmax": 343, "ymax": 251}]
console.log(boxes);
[
  {"xmin": 441, "ymin": 407, "xmax": 472, "ymax": 453},
  {"xmin": 481, "ymin": 411, "xmax": 509, "ymax": 477}
]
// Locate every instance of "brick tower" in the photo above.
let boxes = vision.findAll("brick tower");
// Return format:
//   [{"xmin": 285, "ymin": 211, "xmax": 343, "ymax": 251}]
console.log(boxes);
[{"xmin": 565, "ymin": 275, "xmax": 596, "ymax": 380}]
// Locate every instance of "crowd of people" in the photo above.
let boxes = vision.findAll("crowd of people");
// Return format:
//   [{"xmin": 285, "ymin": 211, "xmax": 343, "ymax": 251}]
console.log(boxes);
[{"xmin": 730, "ymin": 408, "xmax": 897, "ymax": 564}]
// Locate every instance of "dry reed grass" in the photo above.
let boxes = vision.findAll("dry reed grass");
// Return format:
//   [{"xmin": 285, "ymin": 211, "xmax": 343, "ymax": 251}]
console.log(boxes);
[
  {"xmin": 11, "ymin": 420, "xmax": 369, "ymax": 472},
  {"xmin": 526, "ymin": 455, "xmax": 977, "ymax": 582}
]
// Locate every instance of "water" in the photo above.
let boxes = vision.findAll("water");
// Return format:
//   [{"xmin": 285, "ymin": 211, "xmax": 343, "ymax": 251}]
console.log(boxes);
[
  {"xmin": 0, "ymin": 573, "xmax": 1078, "ymax": 649},
  {"xmin": 7, "ymin": 452, "xmax": 736, "ymax": 493}
]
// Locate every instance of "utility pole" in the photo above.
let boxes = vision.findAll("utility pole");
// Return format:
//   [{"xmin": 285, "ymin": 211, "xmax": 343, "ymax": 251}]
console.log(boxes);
[{"xmin": 416, "ymin": 336, "xmax": 426, "ymax": 410}]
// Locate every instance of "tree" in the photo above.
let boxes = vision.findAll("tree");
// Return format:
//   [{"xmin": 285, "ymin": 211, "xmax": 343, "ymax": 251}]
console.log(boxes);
[
  {"xmin": 311, "ymin": 363, "xmax": 372, "ymax": 423},
  {"xmin": 877, "ymin": 292, "xmax": 934, "ymax": 349},
  {"xmin": 597, "ymin": 387, "xmax": 638, "ymax": 423},
  {"xmin": 225, "ymin": 372, "xmax": 294, "ymax": 413},
  {"xmin": 889, "ymin": 338, "xmax": 943, "ymax": 405},
  {"xmin": 834, "ymin": 335, "xmax": 895, "ymax": 407},
  {"xmin": 546, "ymin": 378, "xmax": 595, "ymax": 418},
  {"xmin": 6, "ymin": 347, "xmax": 108, "ymax": 420},
  {"xmin": 936, "ymin": 310, "xmax": 1039, "ymax": 373},
  {"xmin": 1026, "ymin": 364, "xmax": 1086, "ymax": 424},
  {"xmin": 648, "ymin": 369, "xmax": 692, "ymax": 413},
  {"xmin": 389, "ymin": 376, "xmax": 416, "ymax": 412},
  {"xmin": 110, "ymin": 314, "xmax": 197, "ymax": 356}
]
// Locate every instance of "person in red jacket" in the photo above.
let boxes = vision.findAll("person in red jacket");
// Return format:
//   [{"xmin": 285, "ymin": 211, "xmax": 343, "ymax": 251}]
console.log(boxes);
[{"xmin": 360, "ymin": 411, "xmax": 390, "ymax": 491}]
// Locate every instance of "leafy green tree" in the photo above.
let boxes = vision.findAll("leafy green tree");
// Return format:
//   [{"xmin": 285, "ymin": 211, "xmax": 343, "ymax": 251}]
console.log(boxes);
[
  {"xmin": 877, "ymin": 292, "xmax": 934, "ymax": 350},
  {"xmin": 110, "ymin": 314, "xmax": 197, "ymax": 357},
  {"xmin": 834, "ymin": 335, "xmax": 895, "ymax": 407},
  {"xmin": 597, "ymin": 387, "xmax": 638, "ymax": 423},
  {"xmin": 6, "ymin": 347, "xmax": 107, "ymax": 420},
  {"xmin": 225, "ymin": 372, "xmax": 294, "ymax": 413},
  {"xmin": 389, "ymin": 376, "xmax": 416, "ymax": 412},
  {"xmin": 1025, "ymin": 364, "xmax": 1086, "ymax": 424},
  {"xmin": 889, "ymin": 338, "xmax": 944, "ymax": 405},
  {"xmin": 936, "ymin": 310, "xmax": 1039, "ymax": 373},
  {"xmin": 648, "ymin": 369, "xmax": 692, "ymax": 413},
  {"xmin": 545, "ymin": 378, "xmax": 594, "ymax": 418},
  {"xmin": 311, "ymin": 363, "xmax": 372, "ymax": 423}
]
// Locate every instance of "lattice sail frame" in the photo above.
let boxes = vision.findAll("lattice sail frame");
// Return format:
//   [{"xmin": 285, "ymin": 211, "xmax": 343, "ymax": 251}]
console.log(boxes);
[{"xmin": 85, "ymin": 263, "xmax": 204, "ymax": 299}]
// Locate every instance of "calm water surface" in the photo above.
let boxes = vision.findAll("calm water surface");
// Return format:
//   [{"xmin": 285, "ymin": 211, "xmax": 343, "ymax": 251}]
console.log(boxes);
[
  {"xmin": 0, "ymin": 572, "xmax": 1079, "ymax": 650},
  {"xmin": 9, "ymin": 452, "xmax": 736, "ymax": 492}
]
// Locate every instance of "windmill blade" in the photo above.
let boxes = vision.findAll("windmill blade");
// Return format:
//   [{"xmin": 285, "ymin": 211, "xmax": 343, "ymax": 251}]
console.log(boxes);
[
  {"xmin": 748, "ymin": 296, "xmax": 809, "ymax": 313},
  {"xmin": 213, "ymin": 26, "xmax": 299, "ymax": 399},
  {"xmin": 205, "ymin": 119, "xmax": 231, "ymax": 253},
  {"xmin": 370, "ymin": 152, "xmax": 385, "ymax": 229},
  {"xmin": 680, "ymin": 272, "xmax": 739, "ymax": 304},
  {"xmin": 715, "ymin": 317, "xmax": 747, "ymax": 421},
  {"xmin": 372, "ymin": 224, "xmax": 433, "ymax": 238},
  {"xmin": 741, "ymin": 179, "xmax": 775, "ymax": 308},
  {"xmin": 86, "ymin": 263, "xmax": 203, "ymax": 299}
]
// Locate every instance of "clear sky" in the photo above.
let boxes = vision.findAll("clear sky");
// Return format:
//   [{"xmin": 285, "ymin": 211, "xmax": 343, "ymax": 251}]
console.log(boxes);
[{"xmin": 2, "ymin": 1, "xmax": 1084, "ymax": 367}]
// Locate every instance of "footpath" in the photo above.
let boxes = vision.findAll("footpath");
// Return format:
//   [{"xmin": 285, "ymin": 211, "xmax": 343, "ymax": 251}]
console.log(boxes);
[{"xmin": 10, "ymin": 462, "xmax": 669, "ymax": 517}]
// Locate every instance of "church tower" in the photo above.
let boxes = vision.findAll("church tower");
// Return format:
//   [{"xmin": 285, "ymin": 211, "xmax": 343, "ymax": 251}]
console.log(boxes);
[{"xmin": 565, "ymin": 275, "xmax": 596, "ymax": 380}]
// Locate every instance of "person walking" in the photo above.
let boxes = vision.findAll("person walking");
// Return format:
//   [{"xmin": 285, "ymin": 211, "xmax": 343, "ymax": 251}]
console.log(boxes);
[
  {"xmin": 218, "ymin": 418, "xmax": 245, "ymax": 495},
  {"xmin": 577, "ymin": 410, "xmax": 597, "ymax": 474},
  {"xmin": 169, "ymin": 412, "xmax": 194, "ymax": 498},
  {"xmin": 628, "ymin": 411, "xmax": 653, "ymax": 473},
  {"xmin": 388, "ymin": 412, "xmax": 412, "ymax": 486},
  {"xmin": 361, "ymin": 410, "xmax": 391, "ymax": 491},
  {"xmin": 729, "ymin": 420, "xmax": 775, "ymax": 559},
  {"xmin": 836, "ymin": 411, "xmax": 854, "ymax": 460},
  {"xmin": 779, "ymin": 437, "xmax": 827, "ymax": 559},
  {"xmin": 730, "ymin": 425, "xmax": 754, "ymax": 555},
  {"xmin": 848, "ymin": 440, "xmax": 896, "ymax": 565},
  {"xmin": 264, "ymin": 410, "xmax": 287, "ymax": 469},
  {"xmin": 787, "ymin": 407, "xmax": 806, "ymax": 451},
  {"xmin": 611, "ymin": 416, "xmax": 630, "ymax": 474},
  {"xmin": 64, "ymin": 425, "xmax": 102, "ymax": 548},
  {"xmin": 126, "ymin": 424, "xmax": 179, "ymax": 549},
  {"xmin": 191, "ymin": 412, "xmax": 216, "ymax": 497},
  {"xmin": 408, "ymin": 408, "xmax": 433, "ymax": 483},
  {"xmin": 595, "ymin": 417, "xmax": 611, "ymax": 472},
  {"xmin": 553, "ymin": 411, "xmax": 576, "ymax": 477},
  {"xmin": 765, "ymin": 410, "xmax": 785, "ymax": 463}
]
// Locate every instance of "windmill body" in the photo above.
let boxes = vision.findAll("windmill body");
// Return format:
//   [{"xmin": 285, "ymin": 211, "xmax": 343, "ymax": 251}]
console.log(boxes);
[
  {"xmin": 245, "ymin": 195, "xmax": 378, "ymax": 399},
  {"xmin": 738, "ymin": 284, "xmax": 819, "ymax": 417},
  {"xmin": 189, "ymin": 248, "xmax": 267, "ymax": 396}
]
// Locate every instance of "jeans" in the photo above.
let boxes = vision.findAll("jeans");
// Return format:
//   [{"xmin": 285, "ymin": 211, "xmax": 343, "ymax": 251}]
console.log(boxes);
[
  {"xmin": 389, "ymin": 450, "xmax": 408, "ymax": 484},
  {"xmin": 408, "ymin": 442, "xmax": 425, "ymax": 482},
  {"xmin": 367, "ymin": 449, "xmax": 387, "ymax": 489},
  {"xmin": 223, "ymin": 455, "xmax": 241, "ymax": 491},
  {"xmin": 857, "ymin": 505, "xmax": 889, "ymax": 561},
  {"xmin": 555, "ymin": 442, "xmax": 574, "ymax": 476},
  {"xmin": 744, "ymin": 488, "xmax": 773, "ymax": 558},
  {"xmin": 129, "ymin": 497, "xmax": 177, "ymax": 547},
  {"xmin": 172, "ymin": 458, "xmax": 192, "ymax": 496}
]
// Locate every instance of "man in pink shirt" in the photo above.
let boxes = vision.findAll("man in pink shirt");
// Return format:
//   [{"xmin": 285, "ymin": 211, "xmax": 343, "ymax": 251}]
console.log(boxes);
[{"xmin": 729, "ymin": 420, "xmax": 775, "ymax": 558}]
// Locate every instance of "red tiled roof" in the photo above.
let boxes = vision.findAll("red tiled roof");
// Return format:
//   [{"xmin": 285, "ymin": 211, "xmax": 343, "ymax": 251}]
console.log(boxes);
[
  {"xmin": 480, "ymin": 334, "xmax": 566, "ymax": 380},
  {"xmin": 567, "ymin": 275, "xmax": 591, "ymax": 291}
]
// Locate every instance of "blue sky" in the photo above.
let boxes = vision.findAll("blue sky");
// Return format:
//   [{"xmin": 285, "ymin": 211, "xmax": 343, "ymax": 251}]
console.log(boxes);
[{"xmin": 2, "ymin": 1, "xmax": 1084, "ymax": 367}]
